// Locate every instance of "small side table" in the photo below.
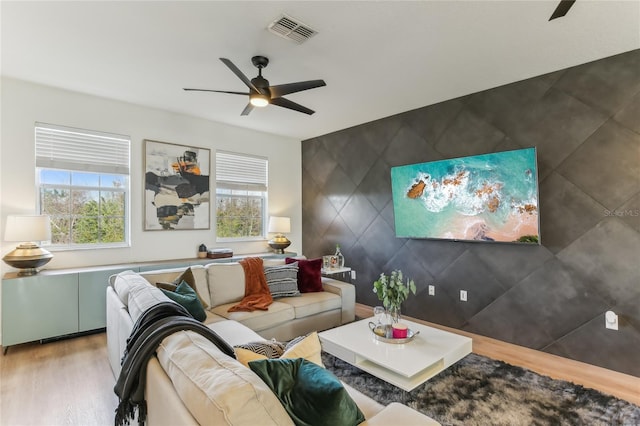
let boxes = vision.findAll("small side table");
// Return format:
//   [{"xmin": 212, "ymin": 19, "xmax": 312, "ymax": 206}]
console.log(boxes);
[{"xmin": 321, "ymin": 266, "xmax": 352, "ymax": 283}]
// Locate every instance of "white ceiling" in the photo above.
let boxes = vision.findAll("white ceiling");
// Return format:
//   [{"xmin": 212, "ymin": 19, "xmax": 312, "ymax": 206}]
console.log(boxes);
[{"xmin": 2, "ymin": 1, "xmax": 639, "ymax": 140}]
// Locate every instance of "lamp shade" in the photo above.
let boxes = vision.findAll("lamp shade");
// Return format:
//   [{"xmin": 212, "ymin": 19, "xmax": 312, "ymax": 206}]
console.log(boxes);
[
  {"xmin": 4, "ymin": 215, "xmax": 52, "ymax": 242},
  {"xmin": 3, "ymin": 215, "xmax": 53, "ymax": 276},
  {"xmin": 268, "ymin": 216, "xmax": 291, "ymax": 234}
]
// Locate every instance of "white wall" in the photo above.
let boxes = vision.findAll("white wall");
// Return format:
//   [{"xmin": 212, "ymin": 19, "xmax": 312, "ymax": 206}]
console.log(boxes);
[{"xmin": 0, "ymin": 77, "xmax": 302, "ymax": 273}]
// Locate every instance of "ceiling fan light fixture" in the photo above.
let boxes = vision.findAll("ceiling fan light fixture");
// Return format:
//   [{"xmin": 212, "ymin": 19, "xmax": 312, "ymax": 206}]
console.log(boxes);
[
  {"xmin": 250, "ymin": 93, "xmax": 269, "ymax": 107},
  {"xmin": 185, "ymin": 56, "xmax": 325, "ymax": 115}
]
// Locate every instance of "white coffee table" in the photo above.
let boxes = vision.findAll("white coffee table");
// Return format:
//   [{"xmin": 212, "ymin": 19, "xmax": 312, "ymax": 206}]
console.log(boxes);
[{"xmin": 319, "ymin": 318, "xmax": 472, "ymax": 391}]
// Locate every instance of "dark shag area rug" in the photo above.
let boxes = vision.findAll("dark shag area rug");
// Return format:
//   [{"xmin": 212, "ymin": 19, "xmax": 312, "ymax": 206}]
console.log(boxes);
[{"xmin": 322, "ymin": 352, "xmax": 640, "ymax": 426}]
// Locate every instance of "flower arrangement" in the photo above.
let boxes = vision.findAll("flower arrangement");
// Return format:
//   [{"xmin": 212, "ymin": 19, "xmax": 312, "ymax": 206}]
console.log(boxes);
[{"xmin": 372, "ymin": 270, "xmax": 416, "ymax": 323}]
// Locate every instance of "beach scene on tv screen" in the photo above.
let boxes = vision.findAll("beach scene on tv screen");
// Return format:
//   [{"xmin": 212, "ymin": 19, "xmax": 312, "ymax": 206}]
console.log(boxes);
[{"xmin": 391, "ymin": 148, "xmax": 540, "ymax": 244}]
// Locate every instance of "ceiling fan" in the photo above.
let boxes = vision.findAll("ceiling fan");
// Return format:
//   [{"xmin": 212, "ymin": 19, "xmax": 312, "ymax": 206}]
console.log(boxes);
[
  {"xmin": 184, "ymin": 56, "xmax": 326, "ymax": 116},
  {"xmin": 549, "ymin": 0, "xmax": 576, "ymax": 20}
]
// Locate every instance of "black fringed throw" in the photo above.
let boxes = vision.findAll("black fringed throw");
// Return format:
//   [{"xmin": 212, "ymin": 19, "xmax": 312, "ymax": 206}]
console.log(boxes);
[
  {"xmin": 114, "ymin": 303, "xmax": 235, "ymax": 426},
  {"xmin": 121, "ymin": 301, "xmax": 191, "ymax": 364}
]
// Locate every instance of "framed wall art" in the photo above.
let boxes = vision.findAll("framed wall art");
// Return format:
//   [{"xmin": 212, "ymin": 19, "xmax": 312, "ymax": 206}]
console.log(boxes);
[
  {"xmin": 144, "ymin": 139, "xmax": 210, "ymax": 230},
  {"xmin": 391, "ymin": 147, "xmax": 540, "ymax": 244}
]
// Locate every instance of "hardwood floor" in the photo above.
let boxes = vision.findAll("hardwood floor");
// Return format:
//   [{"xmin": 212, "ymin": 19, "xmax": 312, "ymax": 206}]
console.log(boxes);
[
  {"xmin": 1, "ymin": 311, "xmax": 638, "ymax": 425},
  {"xmin": 1, "ymin": 333, "xmax": 117, "ymax": 426}
]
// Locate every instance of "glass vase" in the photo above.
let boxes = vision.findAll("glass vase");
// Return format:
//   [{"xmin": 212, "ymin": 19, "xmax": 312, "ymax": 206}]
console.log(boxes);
[
  {"xmin": 334, "ymin": 244, "xmax": 345, "ymax": 268},
  {"xmin": 387, "ymin": 306, "xmax": 401, "ymax": 324}
]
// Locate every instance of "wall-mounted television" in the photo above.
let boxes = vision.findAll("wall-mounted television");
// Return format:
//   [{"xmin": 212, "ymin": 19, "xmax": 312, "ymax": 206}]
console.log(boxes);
[{"xmin": 391, "ymin": 147, "xmax": 540, "ymax": 244}]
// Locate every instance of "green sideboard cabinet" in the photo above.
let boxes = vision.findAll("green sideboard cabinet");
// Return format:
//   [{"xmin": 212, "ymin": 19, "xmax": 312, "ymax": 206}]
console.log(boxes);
[
  {"xmin": 1, "ymin": 266, "xmax": 134, "ymax": 353},
  {"xmin": 78, "ymin": 267, "xmax": 133, "ymax": 332},
  {"xmin": 1, "ymin": 252, "xmax": 295, "ymax": 352},
  {"xmin": 2, "ymin": 274, "xmax": 79, "ymax": 349}
]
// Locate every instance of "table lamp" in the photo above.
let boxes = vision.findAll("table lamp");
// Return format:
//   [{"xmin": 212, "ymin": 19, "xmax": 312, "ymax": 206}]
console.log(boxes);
[
  {"xmin": 267, "ymin": 216, "xmax": 291, "ymax": 254},
  {"xmin": 2, "ymin": 215, "xmax": 53, "ymax": 276}
]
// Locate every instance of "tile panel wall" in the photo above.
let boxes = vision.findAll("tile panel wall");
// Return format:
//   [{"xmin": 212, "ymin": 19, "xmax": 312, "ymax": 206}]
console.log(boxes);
[{"xmin": 302, "ymin": 50, "xmax": 640, "ymax": 376}]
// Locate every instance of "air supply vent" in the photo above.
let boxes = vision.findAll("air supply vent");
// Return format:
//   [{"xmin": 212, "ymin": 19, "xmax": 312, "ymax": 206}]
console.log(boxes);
[{"xmin": 268, "ymin": 14, "xmax": 317, "ymax": 44}]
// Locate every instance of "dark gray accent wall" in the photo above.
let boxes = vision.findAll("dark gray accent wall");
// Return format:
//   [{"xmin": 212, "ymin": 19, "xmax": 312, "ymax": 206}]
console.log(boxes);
[{"xmin": 301, "ymin": 50, "xmax": 640, "ymax": 377}]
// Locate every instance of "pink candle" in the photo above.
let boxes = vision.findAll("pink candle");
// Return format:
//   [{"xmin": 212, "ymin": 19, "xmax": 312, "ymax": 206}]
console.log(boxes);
[{"xmin": 392, "ymin": 323, "xmax": 408, "ymax": 338}]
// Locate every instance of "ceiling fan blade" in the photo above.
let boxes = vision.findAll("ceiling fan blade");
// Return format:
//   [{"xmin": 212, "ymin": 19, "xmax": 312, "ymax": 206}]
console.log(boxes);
[
  {"xmin": 549, "ymin": 0, "xmax": 576, "ymax": 20},
  {"xmin": 269, "ymin": 80, "xmax": 326, "ymax": 98},
  {"xmin": 270, "ymin": 97, "xmax": 315, "ymax": 115},
  {"xmin": 183, "ymin": 88, "xmax": 249, "ymax": 95},
  {"xmin": 241, "ymin": 103, "xmax": 254, "ymax": 116},
  {"xmin": 220, "ymin": 58, "xmax": 260, "ymax": 93}
]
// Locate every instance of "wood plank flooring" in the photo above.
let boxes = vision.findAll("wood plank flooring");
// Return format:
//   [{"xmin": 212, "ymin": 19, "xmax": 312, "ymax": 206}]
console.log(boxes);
[
  {"xmin": 1, "ymin": 310, "xmax": 638, "ymax": 425},
  {"xmin": 1, "ymin": 333, "xmax": 117, "ymax": 426}
]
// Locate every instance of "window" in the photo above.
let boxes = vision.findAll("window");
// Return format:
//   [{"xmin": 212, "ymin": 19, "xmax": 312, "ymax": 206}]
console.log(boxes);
[
  {"xmin": 35, "ymin": 123, "xmax": 130, "ymax": 249},
  {"xmin": 215, "ymin": 150, "xmax": 268, "ymax": 240}
]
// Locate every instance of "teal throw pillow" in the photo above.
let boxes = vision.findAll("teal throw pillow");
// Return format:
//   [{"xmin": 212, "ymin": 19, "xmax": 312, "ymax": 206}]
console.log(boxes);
[
  {"xmin": 248, "ymin": 358, "xmax": 365, "ymax": 426},
  {"xmin": 160, "ymin": 280, "xmax": 206, "ymax": 322}
]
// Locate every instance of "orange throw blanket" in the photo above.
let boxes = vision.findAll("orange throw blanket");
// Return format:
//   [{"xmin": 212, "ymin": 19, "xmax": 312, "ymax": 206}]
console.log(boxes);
[{"xmin": 228, "ymin": 257, "xmax": 273, "ymax": 312}]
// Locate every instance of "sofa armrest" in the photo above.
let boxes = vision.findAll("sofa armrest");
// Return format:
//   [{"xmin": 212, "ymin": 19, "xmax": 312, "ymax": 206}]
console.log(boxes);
[
  {"xmin": 322, "ymin": 277, "xmax": 355, "ymax": 324},
  {"xmin": 106, "ymin": 286, "xmax": 134, "ymax": 378}
]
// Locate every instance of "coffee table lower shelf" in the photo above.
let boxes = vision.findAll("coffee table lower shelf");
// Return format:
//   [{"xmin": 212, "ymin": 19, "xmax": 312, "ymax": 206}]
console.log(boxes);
[{"xmin": 319, "ymin": 318, "xmax": 472, "ymax": 392}]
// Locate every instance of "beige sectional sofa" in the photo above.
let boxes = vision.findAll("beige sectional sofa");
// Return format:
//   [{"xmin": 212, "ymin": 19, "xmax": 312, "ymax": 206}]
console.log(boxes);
[
  {"xmin": 106, "ymin": 259, "xmax": 440, "ymax": 425},
  {"xmin": 107, "ymin": 259, "xmax": 355, "ymax": 376}
]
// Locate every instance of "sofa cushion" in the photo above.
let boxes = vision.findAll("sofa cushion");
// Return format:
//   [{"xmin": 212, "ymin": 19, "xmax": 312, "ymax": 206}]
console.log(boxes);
[
  {"xmin": 264, "ymin": 263, "xmax": 300, "ymax": 298},
  {"xmin": 157, "ymin": 330, "xmax": 294, "ymax": 426},
  {"xmin": 113, "ymin": 270, "xmax": 171, "ymax": 322},
  {"xmin": 277, "ymin": 291, "xmax": 341, "ymax": 319},
  {"xmin": 342, "ymin": 383, "xmax": 384, "ymax": 420},
  {"xmin": 235, "ymin": 332, "xmax": 323, "ymax": 368},
  {"xmin": 113, "ymin": 270, "xmax": 149, "ymax": 306},
  {"xmin": 156, "ymin": 282, "xmax": 177, "ymax": 291},
  {"xmin": 262, "ymin": 258, "xmax": 287, "ymax": 267},
  {"xmin": 206, "ymin": 263, "xmax": 246, "ymax": 306},
  {"xmin": 128, "ymin": 281, "xmax": 171, "ymax": 323},
  {"xmin": 140, "ymin": 265, "xmax": 211, "ymax": 308},
  {"xmin": 249, "ymin": 358, "xmax": 365, "ymax": 426},
  {"xmin": 286, "ymin": 257, "xmax": 323, "ymax": 293},
  {"xmin": 160, "ymin": 281, "xmax": 207, "ymax": 322},
  {"xmin": 157, "ymin": 267, "xmax": 209, "ymax": 309},
  {"xmin": 203, "ymin": 310, "xmax": 226, "ymax": 325},
  {"xmin": 207, "ymin": 319, "xmax": 266, "ymax": 346},
  {"xmin": 210, "ymin": 301, "xmax": 295, "ymax": 332}
]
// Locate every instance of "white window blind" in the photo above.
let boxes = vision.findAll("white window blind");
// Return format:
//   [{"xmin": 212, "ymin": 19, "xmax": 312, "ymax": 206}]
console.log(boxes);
[
  {"xmin": 216, "ymin": 150, "xmax": 267, "ymax": 191},
  {"xmin": 35, "ymin": 123, "xmax": 130, "ymax": 174}
]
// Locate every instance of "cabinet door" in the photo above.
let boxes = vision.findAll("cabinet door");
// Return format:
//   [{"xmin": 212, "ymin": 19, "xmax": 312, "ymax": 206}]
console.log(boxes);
[
  {"xmin": 78, "ymin": 267, "xmax": 134, "ymax": 332},
  {"xmin": 2, "ymin": 274, "xmax": 79, "ymax": 346}
]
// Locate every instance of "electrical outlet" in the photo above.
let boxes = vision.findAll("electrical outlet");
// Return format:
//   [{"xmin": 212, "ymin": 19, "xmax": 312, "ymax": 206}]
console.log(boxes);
[
  {"xmin": 460, "ymin": 290, "xmax": 467, "ymax": 302},
  {"xmin": 428, "ymin": 285, "xmax": 435, "ymax": 296},
  {"xmin": 605, "ymin": 311, "xmax": 618, "ymax": 330},
  {"xmin": 350, "ymin": 270, "xmax": 356, "ymax": 280}
]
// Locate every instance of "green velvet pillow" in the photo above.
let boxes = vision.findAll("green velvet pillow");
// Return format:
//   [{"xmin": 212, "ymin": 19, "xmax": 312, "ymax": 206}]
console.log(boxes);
[
  {"xmin": 248, "ymin": 358, "xmax": 365, "ymax": 426},
  {"xmin": 160, "ymin": 280, "xmax": 206, "ymax": 322},
  {"xmin": 157, "ymin": 267, "xmax": 209, "ymax": 308}
]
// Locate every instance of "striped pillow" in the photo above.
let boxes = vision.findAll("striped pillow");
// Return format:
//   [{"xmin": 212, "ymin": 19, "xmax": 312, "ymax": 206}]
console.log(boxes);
[
  {"xmin": 234, "ymin": 339, "xmax": 286, "ymax": 359},
  {"xmin": 264, "ymin": 262, "xmax": 301, "ymax": 298}
]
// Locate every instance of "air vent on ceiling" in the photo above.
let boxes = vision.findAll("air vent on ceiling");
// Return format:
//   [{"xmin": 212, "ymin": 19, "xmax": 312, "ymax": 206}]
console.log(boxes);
[{"xmin": 268, "ymin": 14, "xmax": 317, "ymax": 44}]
